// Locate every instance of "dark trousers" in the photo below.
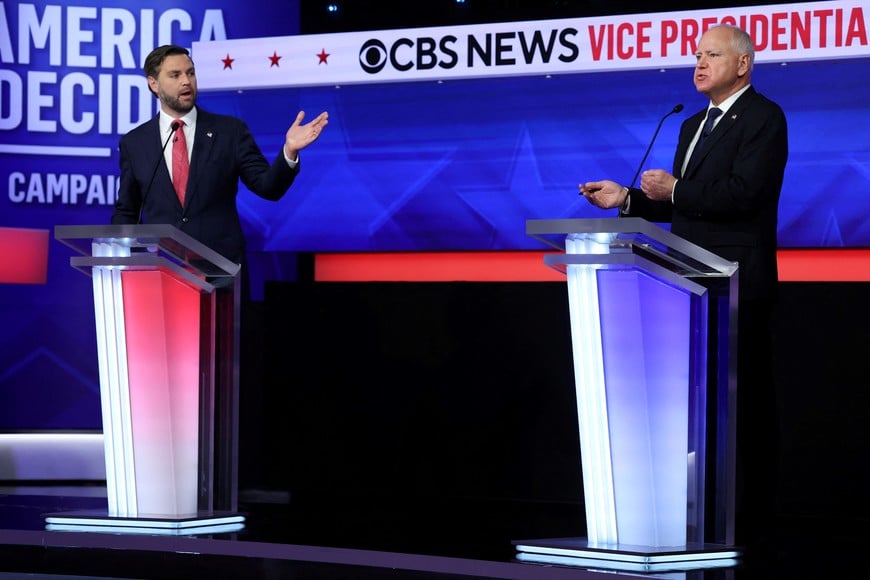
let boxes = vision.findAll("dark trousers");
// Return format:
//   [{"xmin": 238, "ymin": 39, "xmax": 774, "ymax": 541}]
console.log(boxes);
[{"xmin": 734, "ymin": 297, "xmax": 781, "ymax": 547}]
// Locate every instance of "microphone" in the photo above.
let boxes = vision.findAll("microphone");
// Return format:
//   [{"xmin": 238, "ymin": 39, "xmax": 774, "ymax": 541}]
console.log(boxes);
[
  {"xmin": 627, "ymin": 104, "xmax": 684, "ymax": 189},
  {"xmin": 138, "ymin": 120, "xmax": 181, "ymax": 224}
]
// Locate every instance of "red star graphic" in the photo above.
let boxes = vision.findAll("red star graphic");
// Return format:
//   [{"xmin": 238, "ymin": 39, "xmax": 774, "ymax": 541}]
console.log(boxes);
[
  {"xmin": 222, "ymin": 54, "xmax": 234, "ymax": 70},
  {"xmin": 317, "ymin": 48, "xmax": 330, "ymax": 65},
  {"xmin": 269, "ymin": 51, "xmax": 282, "ymax": 67}
]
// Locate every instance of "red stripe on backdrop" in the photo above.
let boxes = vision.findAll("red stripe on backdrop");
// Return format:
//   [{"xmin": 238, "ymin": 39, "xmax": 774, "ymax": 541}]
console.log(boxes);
[
  {"xmin": 315, "ymin": 251, "xmax": 564, "ymax": 282},
  {"xmin": 0, "ymin": 227, "xmax": 50, "ymax": 284},
  {"xmin": 777, "ymin": 249, "xmax": 870, "ymax": 282},
  {"xmin": 315, "ymin": 249, "xmax": 870, "ymax": 283}
]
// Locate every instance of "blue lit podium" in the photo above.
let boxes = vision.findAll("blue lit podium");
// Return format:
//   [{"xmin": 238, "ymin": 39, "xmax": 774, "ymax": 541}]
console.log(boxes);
[
  {"xmin": 51, "ymin": 225, "xmax": 244, "ymax": 535},
  {"xmin": 515, "ymin": 218, "xmax": 739, "ymax": 572}
]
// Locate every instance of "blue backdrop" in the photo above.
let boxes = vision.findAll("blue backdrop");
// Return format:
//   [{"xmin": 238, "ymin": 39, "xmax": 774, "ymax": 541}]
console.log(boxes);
[
  {"xmin": 207, "ymin": 55, "xmax": 870, "ymax": 252},
  {"xmin": 1, "ymin": 1, "xmax": 868, "ymax": 431}
]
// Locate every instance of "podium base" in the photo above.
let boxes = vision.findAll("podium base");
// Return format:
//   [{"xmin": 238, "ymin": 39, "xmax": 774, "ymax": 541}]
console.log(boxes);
[
  {"xmin": 43, "ymin": 510, "xmax": 245, "ymax": 536},
  {"xmin": 513, "ymin": 537, "xmax": 740, "ymax": 573}
]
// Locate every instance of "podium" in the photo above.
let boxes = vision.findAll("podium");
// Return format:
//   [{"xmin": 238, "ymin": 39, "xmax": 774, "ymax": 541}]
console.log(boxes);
[
  {"xmin": 50, "ymin": 224, "xmax": 244, "ymax": 534},
  {"xmin": 514, "ymin": 218, "xmax": 740, "ymax": 572}
]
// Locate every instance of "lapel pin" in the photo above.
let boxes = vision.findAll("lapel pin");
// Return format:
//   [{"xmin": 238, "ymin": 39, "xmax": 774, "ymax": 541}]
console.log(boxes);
[
  {"xmin": 731, "ymin": 114, "xmax": 737, "ymax": 120},
  {"xmin": 207, "ymin": 132, "xmax": 213, "ymax": 138}
]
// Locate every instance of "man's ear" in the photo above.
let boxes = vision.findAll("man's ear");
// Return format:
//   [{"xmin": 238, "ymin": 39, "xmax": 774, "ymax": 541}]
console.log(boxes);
[{"xmin": 737, "ymin": 54, "xmax": 750, "ymax": 77}]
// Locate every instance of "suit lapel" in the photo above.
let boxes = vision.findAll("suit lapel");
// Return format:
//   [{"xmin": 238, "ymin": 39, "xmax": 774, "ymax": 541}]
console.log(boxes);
[
  {"xmin": 185, "ymin": 108, "xmax": 216, "ymax": 207},
  {"xmin": 683, "ymin": 87, "xmax": 757, "ymax": 177},
  {"xmin": 676, "ymin": 110, "xmax": 705, "ymax": 175},
  {"xmin": 143, "ymin": 116, "xmax": 176, "ymax": 196}
]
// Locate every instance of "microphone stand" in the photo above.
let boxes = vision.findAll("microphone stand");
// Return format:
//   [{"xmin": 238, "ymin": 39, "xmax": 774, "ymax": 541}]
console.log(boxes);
[
  {"xmin": 618, "ymin": 104, "xmax": 684, "ymax": 218},
  {"xmin": 138, "ymin": 121, "xmax": 181, "ymax": 225}
]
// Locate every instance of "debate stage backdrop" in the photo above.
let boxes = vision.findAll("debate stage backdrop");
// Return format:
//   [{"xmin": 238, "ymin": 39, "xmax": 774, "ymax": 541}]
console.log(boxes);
[{"xmin": 1, "ymin": 0, "xmax": 869, "ymax": 430}]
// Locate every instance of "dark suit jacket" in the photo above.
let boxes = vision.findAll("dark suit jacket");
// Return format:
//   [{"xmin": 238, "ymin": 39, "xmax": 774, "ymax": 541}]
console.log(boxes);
[
  {"xmin": 625, "ymin": 87, "xmax": 788, "ymax": 300},
  {"xmin": 112, "ymin": 107, "xmax": 299, "ymax": 264}
]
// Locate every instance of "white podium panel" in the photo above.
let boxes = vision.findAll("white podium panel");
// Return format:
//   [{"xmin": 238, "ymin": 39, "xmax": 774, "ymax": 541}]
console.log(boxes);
[{"xmin": 516, "ymin": 218, "xmax": 739, "ymax": 571}]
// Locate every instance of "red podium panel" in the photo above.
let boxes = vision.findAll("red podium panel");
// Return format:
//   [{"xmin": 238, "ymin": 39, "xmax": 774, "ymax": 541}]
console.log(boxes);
[{"xmin": 51, "ymin": 225, "xmax": 242, "ymax": 534}]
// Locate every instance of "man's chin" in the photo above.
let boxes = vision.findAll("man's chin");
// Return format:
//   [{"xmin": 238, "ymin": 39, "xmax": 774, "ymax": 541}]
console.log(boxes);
[{"xmin": 170, "ymin": 104, "xmax": 195, "ymax": 115}]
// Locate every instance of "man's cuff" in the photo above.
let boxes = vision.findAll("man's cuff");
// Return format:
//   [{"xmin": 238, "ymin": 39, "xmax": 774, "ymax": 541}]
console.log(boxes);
[{"xmin": 283, "ymin": 147, "xmax": 299, "ymax": 168}]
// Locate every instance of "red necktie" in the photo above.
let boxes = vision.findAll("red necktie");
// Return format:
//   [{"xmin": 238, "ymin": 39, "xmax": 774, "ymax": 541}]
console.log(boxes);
[{"xmin": 172, "ymin": 119, "xmax": 189, "ymax": 206}]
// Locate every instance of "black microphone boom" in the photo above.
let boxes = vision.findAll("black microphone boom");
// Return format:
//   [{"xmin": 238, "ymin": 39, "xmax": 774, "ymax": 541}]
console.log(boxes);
[
  {"xmin": 138, "ymin": 120, "xmax": 180, "ymax": 224},
  {"xmin": 628, "ymin": 104, "xmax": 684, "ymax": 189}
]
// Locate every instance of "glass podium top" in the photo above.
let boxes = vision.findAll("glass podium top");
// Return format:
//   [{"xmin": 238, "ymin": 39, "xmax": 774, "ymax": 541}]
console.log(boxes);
[
  {"xmin": 55, "ymin": 224, "xmax": 241, "ymax": 279},
  {"xmin": 526, "ymin": 218, "xmax": 738, "ymax": 280}
]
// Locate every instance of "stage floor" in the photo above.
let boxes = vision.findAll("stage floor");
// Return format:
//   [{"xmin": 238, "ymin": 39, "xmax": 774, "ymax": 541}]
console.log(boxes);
[{"xmin": 0, "ymin": 487, "xmax": 862, "ymax": 579}]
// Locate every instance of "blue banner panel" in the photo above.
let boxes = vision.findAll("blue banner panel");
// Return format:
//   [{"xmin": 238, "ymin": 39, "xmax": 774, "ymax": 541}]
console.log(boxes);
[{"xmin": 0, "ymin": 0, "xmax": 299, "ymax": 431}]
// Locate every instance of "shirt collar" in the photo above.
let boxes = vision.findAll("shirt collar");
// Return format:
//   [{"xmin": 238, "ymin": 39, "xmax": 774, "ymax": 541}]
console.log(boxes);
[
  {"xmin": 159, "ymin": 108, "xmax": 197, "ymax": 134},
  {"xmin": 709, "ymin": 84, "xmax": 751, "ymax": 117}
]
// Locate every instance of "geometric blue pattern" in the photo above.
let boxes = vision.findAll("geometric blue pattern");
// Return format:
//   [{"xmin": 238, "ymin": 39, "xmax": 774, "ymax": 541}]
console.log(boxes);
[{"xmin": 217, "ymin": 58, "xmax": 870, "ymax": 251}]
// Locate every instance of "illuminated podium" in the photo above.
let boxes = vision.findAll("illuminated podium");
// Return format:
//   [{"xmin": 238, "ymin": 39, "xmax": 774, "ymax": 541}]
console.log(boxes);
[
  {"xmin": 50, "ymin": 225, "xmax": 244, "ymax": 534},
  {"xmin": 515, "ymin": 218, "xmax": 740, "ymax": 572}
]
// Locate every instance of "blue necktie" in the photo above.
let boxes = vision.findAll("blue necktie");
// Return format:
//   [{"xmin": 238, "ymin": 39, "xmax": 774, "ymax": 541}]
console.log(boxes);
[
  {"xmin": 700, "ymin": 107, "xmax": 722, "ymax": 142},
  {"xmin": 686, "ymin": 107, "xmax": 722, "ymax": 173}
]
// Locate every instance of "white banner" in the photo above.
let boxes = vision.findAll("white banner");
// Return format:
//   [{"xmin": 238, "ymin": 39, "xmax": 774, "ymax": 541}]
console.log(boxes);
[{"xmin": 193, "ymin": 1, "xmax": 870, "ymax": 90}]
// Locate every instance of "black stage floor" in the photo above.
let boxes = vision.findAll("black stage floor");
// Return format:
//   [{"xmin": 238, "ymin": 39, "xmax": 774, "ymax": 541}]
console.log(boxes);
[{"xmin": 0, "ymin": 487, "xmax": 865, "ymax": 580}]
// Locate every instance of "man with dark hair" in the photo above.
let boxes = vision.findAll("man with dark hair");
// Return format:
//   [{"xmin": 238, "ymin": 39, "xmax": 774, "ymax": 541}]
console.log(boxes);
[
  {"xmin": 112, "ymin": 45, "xmax": 329, "ymax": 496},
  {"xmin": 112, "ymin": 44, "xmax": 328, "ymax": 264}
]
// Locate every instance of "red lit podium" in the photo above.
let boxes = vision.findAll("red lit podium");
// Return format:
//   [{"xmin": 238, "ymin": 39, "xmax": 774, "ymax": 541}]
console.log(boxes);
[{"xmin": 51, "ymin": 225, "xmax": 243, "ymax": 534}]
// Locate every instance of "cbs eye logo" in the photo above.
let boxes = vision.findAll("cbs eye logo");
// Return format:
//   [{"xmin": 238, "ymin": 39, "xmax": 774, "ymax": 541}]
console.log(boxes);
[{"xmin": 359, "ymin": 39, "xmax": 388, "ymax": 74}]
